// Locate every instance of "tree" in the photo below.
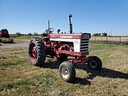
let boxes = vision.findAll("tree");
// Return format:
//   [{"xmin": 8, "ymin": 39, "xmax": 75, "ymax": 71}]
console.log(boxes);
[
  {"xmin": 102, "ymin": 33, "xmax": 107, "ymax": 36},
  {"xmin": 92, "ymin": 33, "xmax": 101, "ymax": 36},
  {"xmin": 16, "ymin": 32, "xmax": 21, "ymax": 37},
  {"xmin": 92, "ymin": 32, "xmax": 107, "ymax": 36},
  {"xmin": 1, "ymin": 29, "xmax": 8, "ymax": 31},
  {"xmin": 34, "ymin": 32, "xmax": 38, "ymax": 36},
  {"xmin": 27, "ymin": 33, "xmax": 32, "ymax": 36}
]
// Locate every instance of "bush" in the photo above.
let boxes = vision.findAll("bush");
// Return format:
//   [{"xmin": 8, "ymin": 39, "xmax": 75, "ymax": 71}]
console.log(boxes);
[
  {"xmin": 16, "ymin": 32, "xmax": 21, "ymax": 37},
  {"xmin": 102, "ymin": 33, "xmax": 107, "ymax": 36},
  {"xmin": 27, "ymin": 33, "xmax": 32, "ymax": 36},
  {"xmin": 34, "ymin": 32, "xmax": 38, "ymax": 36},
  {"xmin": 92, "ymin": 33, "xmax": 107, "ymax": 36},
  {"xmin": 92, "ymin": 33, "xmax": 101, "ymax": 36}
]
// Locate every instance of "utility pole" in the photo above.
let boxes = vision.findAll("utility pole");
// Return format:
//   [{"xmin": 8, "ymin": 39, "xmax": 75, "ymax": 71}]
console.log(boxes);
[{"xmin": 110, "ymin": 30, "xmax": 112, "ymax": 36}]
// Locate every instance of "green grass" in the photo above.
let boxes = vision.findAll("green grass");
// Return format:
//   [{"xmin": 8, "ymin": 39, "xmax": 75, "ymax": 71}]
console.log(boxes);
[
  {"xmin": 2, "ymin": 79, "xmax": 35, "ymax": 91},
  {"xmin": 38, "ymin": 72, "xmax": 57, "ymax": 95},
  {"xmin": 124, "ymin": 84, "xmax": 128, "ymax": 89},
  {"xmin": 0, "ymin": 56, "xmax": 17, "ymax": 59},
  {"xmin": 0, "ymin": 39, "xmax": 29, "ymax": 46},
  {"xmin": 10, "ymin": 35, "xmax": 40, "ymax": 39},
  {"xmin": 0, "ymin": 56, "xmax": 7, "ymax": 59},
  {"xmin": 1, "ymin": 72, "xmax": 57, "ymax": 95},
  {"xmin": 0, "ymin": 60, "xmax": 26, "ymax": 66},
  {"xmin": 7, "ymin": 56, "xmax": 17, "ymax": 58},
  {"xmin": 0, "ymin": 41, "xmax": 128, "ymax": 96},
  {"xmin": 14, "ymin": 51, "xmax": 25, "ymax": 54},
  {"xmin": 89, "ymin": 41, "xmax": 121, "ymax": 51}
]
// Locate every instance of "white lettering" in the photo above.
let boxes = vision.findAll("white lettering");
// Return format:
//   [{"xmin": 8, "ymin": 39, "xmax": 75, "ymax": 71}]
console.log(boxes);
[{"xmin": 60, "ymin": 36, "xmax": 72, "ymax": 38}]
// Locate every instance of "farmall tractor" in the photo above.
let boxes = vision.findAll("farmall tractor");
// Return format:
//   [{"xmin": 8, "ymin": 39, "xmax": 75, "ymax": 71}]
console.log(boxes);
[{"xmin": 28, "ymin": 15, "xmax": 102, "ymax": 82}]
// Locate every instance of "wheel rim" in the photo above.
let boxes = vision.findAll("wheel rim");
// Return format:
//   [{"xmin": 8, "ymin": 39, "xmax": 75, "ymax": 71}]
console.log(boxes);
[
  {"xmin": 61, "ymin": 67, "xmax": 69, "ymax": 80},
  {"xmin": 89, "ymin": 60, "xmax": 97, "ymax": 69},
  {"xmin": 29, "ymin": 43, "xmax": 37, "ymax": 62}
]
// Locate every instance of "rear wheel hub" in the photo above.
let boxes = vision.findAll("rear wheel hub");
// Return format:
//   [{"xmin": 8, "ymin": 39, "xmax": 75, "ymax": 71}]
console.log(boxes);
[
  {"xmin": 29, "ymin": 43, "xmax": 37, "ymax": 62},
  {"xmin": 89, "ymin": 60, "xmax": 97, "ymax": 69},
  {"xmin": 61, "ymin": 67, "xmax": 69, "ymax": 79}
]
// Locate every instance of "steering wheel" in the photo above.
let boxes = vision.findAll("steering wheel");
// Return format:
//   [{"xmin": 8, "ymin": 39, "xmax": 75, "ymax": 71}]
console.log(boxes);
[{"xmin": 49, "ymin": 28, "xmax": 54, "ymax": 32}]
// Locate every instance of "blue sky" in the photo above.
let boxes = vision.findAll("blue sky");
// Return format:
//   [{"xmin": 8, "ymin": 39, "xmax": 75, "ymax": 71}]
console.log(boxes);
[{"xmin": 0, "ymin": 0, "xmax": 128, "ymax": 36}]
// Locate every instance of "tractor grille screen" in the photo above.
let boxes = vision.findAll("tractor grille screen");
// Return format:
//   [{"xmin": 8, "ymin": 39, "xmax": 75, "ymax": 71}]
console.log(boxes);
[{"xmin": 80, "ymin": 39, "xmax": 89, "ymax": 53}]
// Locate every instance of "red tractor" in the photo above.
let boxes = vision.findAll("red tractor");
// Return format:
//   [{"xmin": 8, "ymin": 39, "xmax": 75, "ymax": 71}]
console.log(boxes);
[
  {"xmin": 28, "ymin": 14, "xmax": 102, "ymax": 82},
  {"xmin": 0, "ymin": 29, "xmax": 10, "ymax": 38},
  {"xmin": 0, "ymin": 29, "xmax": 13, "ymax": 43}
]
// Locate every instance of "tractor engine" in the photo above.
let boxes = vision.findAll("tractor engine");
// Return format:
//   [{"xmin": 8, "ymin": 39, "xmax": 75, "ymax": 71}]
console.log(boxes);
[{"xmin": 45, "ymin": 33, "xmax": 91, "ymax": 58}]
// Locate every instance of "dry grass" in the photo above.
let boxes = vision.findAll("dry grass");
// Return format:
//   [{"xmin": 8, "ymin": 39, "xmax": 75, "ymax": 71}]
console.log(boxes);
[
  {"xmin": 0, "ymin": 42, "xmax": 128, "ymax": 96},
  {"xmin": 10, "ymin": 35, "xmax": 41, "ymax": 39},
  {"xmin": 0, "ymin": 39, "xmax": 28, "ymax": 46}
]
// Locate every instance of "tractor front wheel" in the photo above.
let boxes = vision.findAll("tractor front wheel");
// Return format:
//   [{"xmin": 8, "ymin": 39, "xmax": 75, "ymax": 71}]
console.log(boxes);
[
  {"xmin": 59, "ymin": 61, "xmax": 76, "ymax": 82},
  {"xmin": 28, "ymin": 37, "xmax": 46, "ymax": 66},
  {"xmin": 88, "ymin": 56, "xmax": 102, "ymax": 70}
]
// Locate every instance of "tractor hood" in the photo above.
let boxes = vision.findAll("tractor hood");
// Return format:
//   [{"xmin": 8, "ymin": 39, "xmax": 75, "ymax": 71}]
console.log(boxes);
[{"xmin": 49, "ymin": 33, "xmax": 91, "ymax": 39}]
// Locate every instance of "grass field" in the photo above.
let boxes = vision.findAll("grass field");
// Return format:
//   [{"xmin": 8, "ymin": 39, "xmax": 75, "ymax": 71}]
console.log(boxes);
[
  {"xmin": 0, "ymin": 39, "xmax": 28, "ymax": 46},
  {"xmin": 10, "ymin": 36, "xmax": 41, "ymax": 40},
  {"xmin": 0, "ymin": 42, "xmax": 128, "ymax": 96}
]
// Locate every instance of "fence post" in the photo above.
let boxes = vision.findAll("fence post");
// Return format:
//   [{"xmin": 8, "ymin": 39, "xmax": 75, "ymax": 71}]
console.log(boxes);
[
  {"xmin": 95, "ymin": 36, "xmax": 96, "ymax": 42},
  {"xmin": 119, "ymin": 36, "xmax": 121, "ymax": 43},
  {"xmin": 106, "ymin": 36, "xmax": 108, "ymax": 43}
]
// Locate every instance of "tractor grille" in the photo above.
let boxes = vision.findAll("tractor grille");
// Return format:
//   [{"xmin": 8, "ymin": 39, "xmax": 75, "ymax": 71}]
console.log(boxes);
[{"xmin": 80, "ymin": 39, "xmax": 89, "ymax": 53}]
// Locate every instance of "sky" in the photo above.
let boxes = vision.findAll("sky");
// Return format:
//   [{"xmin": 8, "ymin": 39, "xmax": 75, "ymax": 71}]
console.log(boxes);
[{"xmin": 0, "ymin": 0, "xmax": 128, "ymax": 36}]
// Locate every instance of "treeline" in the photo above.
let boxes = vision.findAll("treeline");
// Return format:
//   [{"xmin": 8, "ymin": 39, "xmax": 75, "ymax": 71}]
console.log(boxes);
[
  {"xmin": 15, "ymin": 32, "xmax": 39, "ymax": 37},
  {"xmin": 11, "ymin": 32, "xmax": 108, "ymax": 37},
  {"xmin": 92, "ymin": 33, "xmax": 107, "ymax": 36}
]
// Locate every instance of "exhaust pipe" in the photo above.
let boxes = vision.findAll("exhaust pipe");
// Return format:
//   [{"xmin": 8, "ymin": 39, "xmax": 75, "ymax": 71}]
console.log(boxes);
[{"xmin": 69, "ymin": 14, "xmax": 73, "ymax": 33}]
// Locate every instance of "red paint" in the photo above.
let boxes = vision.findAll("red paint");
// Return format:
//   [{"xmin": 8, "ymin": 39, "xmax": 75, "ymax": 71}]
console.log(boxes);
[
  {"xmin": 29, "ymin": 43, "xmax": 37, "ymax": 62},
  {"xmin": 49, "ymin": 33, "xmax": 91, "ymax": 39},
  {"xmin": 0, "ymin": 29, "xmax": 10, "ymax": 38},
  {"xmin": 41, "ymin": 37, "xmax": 90, "ymax": 65}
]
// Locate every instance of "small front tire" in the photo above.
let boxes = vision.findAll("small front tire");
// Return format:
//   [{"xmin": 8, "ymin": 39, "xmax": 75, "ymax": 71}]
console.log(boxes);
[
  {"xmin": 59, "ymin": 61, "xmax": 76, "ymax": 82},
  {"xmin": 88, "ymin": 56, "xmax": 102, "ymax": 70}
]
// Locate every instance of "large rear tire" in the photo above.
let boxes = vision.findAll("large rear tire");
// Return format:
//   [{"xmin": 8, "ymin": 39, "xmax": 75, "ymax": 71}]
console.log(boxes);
[
  {"xmin": 59, "ymin": 61, "xmax": 76, "ymax": 82},
  {"xmin": 88, "ymin": 56, "xmax": 102, "ymax": 70},
  {"xmin": 28, "ymin": 37, "xmax": 46, "ymax": 66}
]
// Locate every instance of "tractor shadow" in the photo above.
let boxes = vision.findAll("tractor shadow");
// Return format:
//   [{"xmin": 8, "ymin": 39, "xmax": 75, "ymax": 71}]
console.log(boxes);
[
  {"xmin": 2, "ymin": 42, "xmax": 15, "ymax": 44},
  {"xmin": 74, "ymin": 77, "xmax": 91, "ymax": 85},
  {"xmin": 42, "ymin": 61, "xmax": 61, "ymax": 69},
  {"xmin": 74, "ymin": 64, "xmax": 128, "ymax": 80},
  {"xmin": 41, "ymin": 61, "xmax": 91, "ymax": 85},
  {"xmin": 41, "ymin": 61, "xmax": 128, "ymax": 85}
]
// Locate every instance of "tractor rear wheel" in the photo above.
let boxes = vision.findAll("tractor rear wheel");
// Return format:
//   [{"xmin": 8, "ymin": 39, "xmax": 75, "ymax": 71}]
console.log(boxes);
[
  {"xmin": 28, "ymin": 37, "xmax": 46, "ymax": 66},
  {"xmin": 88, "ymin": 56, "xmax": 102, "ymax": 70},
  {"xmin": 59, "ymin": 61, "xmax": 76, "ymax": 82}
]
